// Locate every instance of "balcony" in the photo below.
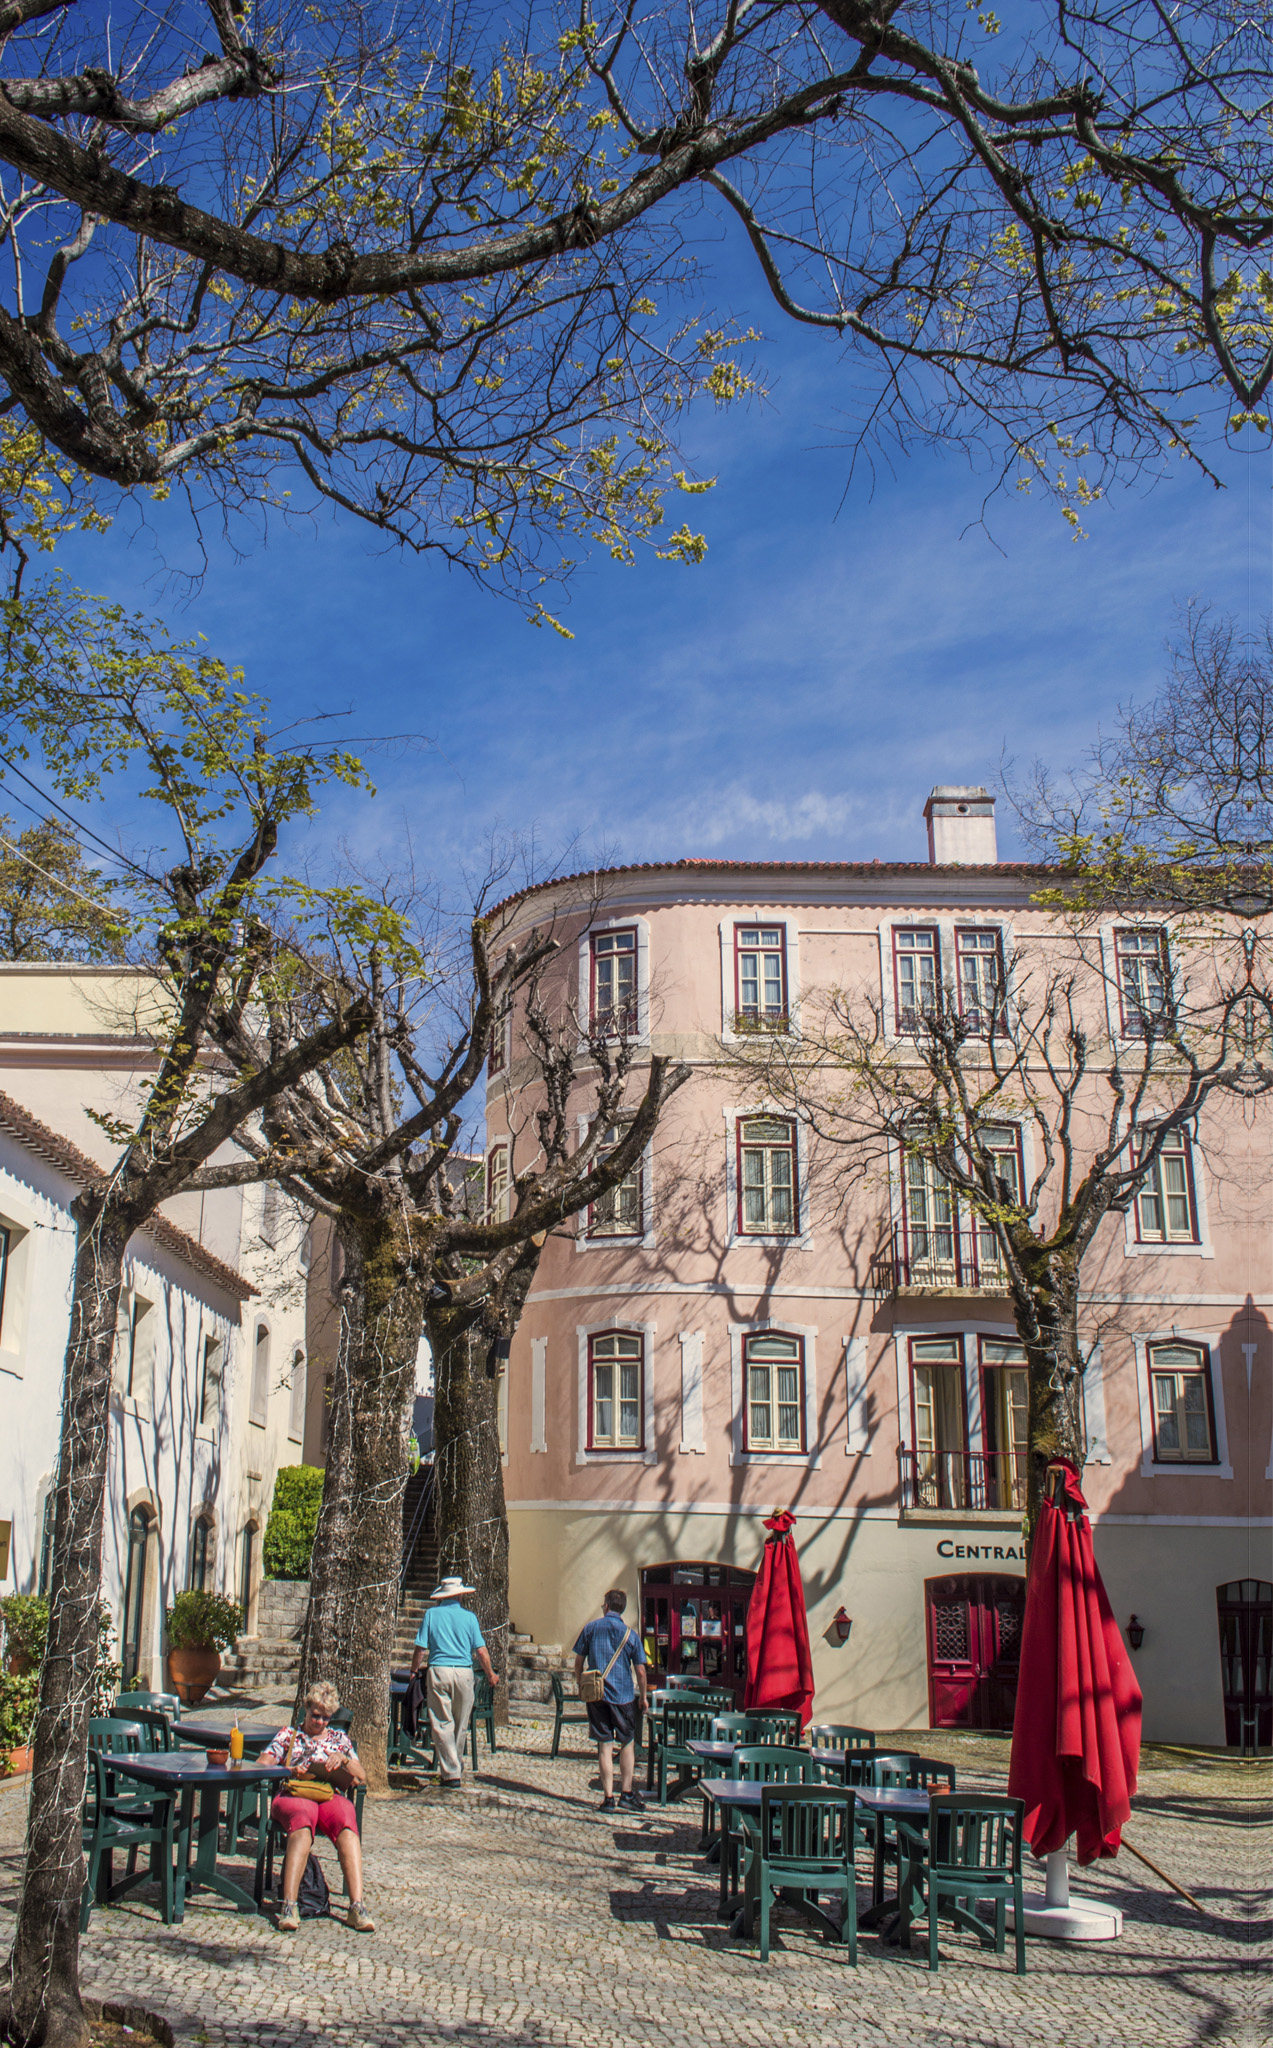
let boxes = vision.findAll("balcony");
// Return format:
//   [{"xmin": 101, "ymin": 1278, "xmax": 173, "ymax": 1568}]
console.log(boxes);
[
  {"xmin": 870, "ymin": 1226, "xmax": 1013, "ymax": 1298},
  {"xmin": 899, "ymin": 1447, "xmax": 1026, "ymax": 1515}
]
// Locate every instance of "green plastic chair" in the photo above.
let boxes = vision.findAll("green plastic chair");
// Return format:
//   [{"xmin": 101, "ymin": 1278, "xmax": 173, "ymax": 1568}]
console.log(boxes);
[
  {"xmin": 260, "ymin": 1781, "xmax": 366, "ymax": 1899},
  {"xmin": 81, "ymin": 1747, "xmax": 178, "ymax": 1930},
  {"xmin": 112, "ymin": 1706, "xmax": 175, "ymax": 1753},
  {"xmin": 808, "ymin": 1723, "xmax": 875, "ymax": 1754},
  {"xmin": 470, "ymin": 1673, "xmax": 498, "ymax": 1766},
  {"xmin": 897, "ymin": 1793, "xmax": 1026, "ymax": 1973},
  {"xmin": 114, "ymin": 1689, "xmax": 182, "ymax": 1721},
  {"xmin": 743, "ymin": 1784, "xmax": 859, "ymax": 1964},
  {"xmin": 719, "ymin": 1743, "xmax": 814, "ymax": 1902},
  {"xmin": 548, "ymin": 1671, "xmax": 594, "ymax": 1758},
  {"xmin": 655, "ymin": 1701, "xmax": 724, "ymax": 1805}
]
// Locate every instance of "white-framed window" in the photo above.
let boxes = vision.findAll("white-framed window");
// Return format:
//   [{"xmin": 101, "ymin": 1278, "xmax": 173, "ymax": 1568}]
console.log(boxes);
[
  {"xmin": 979, "ymin": 1337, "xmax": 1028, "ymax": 1511},
  {"xmin": 591, "ymin": 926, "xmax": 637, "ymax": 1032},
  {"xmin": 1148, "ymin": 1342, "xmax": 1217, "ymax": 1463},
  {"xmin": 575, "ymin": 1320, "xmax": 656, "ymax": 1463},
  {"xmin": 897, "ymin": 1129, "xmax": 1022, "ymax": 1287},
  {"xmin": 588, "ymin": 1329, "xmax": 644, "ymax": 1450},
  {"xmin": 125, "ymin": 1293, "xmax": 156, "ymax": 1411},
  {"xmin": 1114, "ymin": 926, "xmax": 1170, "ymax": 1038},
  {"xmin": 908, "ymin": 1334, "xmax": 967, "ymax": 1507},
  {"xmin": 1134, "ymin": 1134, "xmax": 1199, "ymax": 1244},
  {"xmin": 733, "ymin": 925, "xmax": 788, "ymax": 1032},
  {"xmin": 743, "ymin": 1332, "xmax": 805, "ymax": 1453},
  {"xmin": 249, "ymin": 1321, "xmax": 270, "ymax": 1428},
  {"xmin": 737, "ymin": 1116, "xmax": 798, "ymax": 1236},
  {"xmin": 729, "ymin": 1321, "xmax": 819, "ymax": 1466},
  {"xmin": 288, "ymin": 1347, "xmax": 307, "ymax": 1442},
  {"xmin": 200, "ymin": 1335, "xmax": 224, "ymax": 1431},
  {"xmin": 893, "ymin": 926, "xmax": 940, "ymax": 1032},
  {"xmin": 486, "ymin": 1143, "xmax": 510, "ymax": 1224},
  {"xmin": 587, "ymin": 1125, "xmax": 644, "ymax": 1239},
  {"xmin": 955, "ymin": 927, "xmax": 1006, "ymax": 1034}
]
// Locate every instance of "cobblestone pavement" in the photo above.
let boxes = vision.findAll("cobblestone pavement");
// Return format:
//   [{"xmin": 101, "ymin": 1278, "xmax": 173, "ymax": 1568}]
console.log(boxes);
[{"xmin": 0, "ymin": 1716, "xmax": 1264, "ymax": 2048}]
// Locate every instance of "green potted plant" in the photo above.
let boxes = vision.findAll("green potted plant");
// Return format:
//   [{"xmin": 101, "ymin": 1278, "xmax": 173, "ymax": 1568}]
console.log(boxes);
[
  {"xmin": 164, "ymin": 1591, "xmax": 243, "ymax": 1704},
  {"xmin": 0, "ymin": 1671, "xmax": 39, "ymax": 1775},
  {"xmin": 0, "ymin": 1593, "xmax": 48, "ymax": 1676}
]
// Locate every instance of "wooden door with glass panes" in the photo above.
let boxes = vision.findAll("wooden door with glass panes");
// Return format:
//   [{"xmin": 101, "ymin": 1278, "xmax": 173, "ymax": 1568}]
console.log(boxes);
[
  {"xmin": 1217, "ymin": 1580, "xmax": 1273, "ymax": 1748},
  {"xmin": 640, "ymin": 1561, "xmax": 756, "ymax": 1701},
  {"xmin": 926, "ymin": 1573, "xmax": 1025, "ymax": 1729},
  {"xmin": 980, "ymin": 1339, "xmax": 1028, "ymax": 1511}
]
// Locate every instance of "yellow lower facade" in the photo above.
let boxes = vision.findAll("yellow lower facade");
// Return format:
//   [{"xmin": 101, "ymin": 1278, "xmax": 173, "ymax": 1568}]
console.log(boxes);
[{"xmin": 508, "ymin": 1504, "xmax": 1264, "ymax": 1747}]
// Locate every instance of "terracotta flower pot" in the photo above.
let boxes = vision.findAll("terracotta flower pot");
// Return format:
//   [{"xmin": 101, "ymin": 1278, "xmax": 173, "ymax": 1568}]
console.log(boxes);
[
  {"xmin": 5, "ymin": 1652, "xmax": 32, "ymax": 1677},
  {"xmin": 7, "ymin": 1745, "xmax": 31, "ymax": 1776},
  {"xmin": 166, "ymin": 1647, "xmax": 221, "ymax": 1704}
]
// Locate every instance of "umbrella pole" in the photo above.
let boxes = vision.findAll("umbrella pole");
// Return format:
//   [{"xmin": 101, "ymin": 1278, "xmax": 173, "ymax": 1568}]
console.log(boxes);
[{"xmin": 1014, "ymin": 1842, "xmax": 1125, "ymax": 1942}]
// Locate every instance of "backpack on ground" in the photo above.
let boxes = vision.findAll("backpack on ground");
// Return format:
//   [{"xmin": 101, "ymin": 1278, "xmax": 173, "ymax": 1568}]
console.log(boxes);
[{"xmin": 298, "ymin": 1852, "xmax": 331, "ymax": 1918}]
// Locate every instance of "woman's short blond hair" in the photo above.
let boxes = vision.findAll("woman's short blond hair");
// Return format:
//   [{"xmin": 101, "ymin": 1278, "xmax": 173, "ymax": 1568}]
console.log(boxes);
[{"xmin": 305, "ymin": 1680, "xmax": 340, "ymax": 1716}]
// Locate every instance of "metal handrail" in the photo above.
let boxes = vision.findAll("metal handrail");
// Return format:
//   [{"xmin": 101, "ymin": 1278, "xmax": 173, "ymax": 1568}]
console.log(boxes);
[
  {"xmin": 871, "ymin": 1225, "xmax": 1012, "ymax": 1295},
  {"xmin": 399, "ymin": 1463, "xmax": 436, "ymax": 1594}
]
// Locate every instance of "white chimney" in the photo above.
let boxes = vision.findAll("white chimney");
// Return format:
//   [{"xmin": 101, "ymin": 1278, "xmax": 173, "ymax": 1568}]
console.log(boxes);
[{"xmin": 924, "ymin": 786, "xmax": 997, "ymax": 865}]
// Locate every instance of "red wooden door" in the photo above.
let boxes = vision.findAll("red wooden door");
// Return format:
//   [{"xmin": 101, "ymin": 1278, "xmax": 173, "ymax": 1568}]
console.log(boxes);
[
  {"xmin": 925, "ymin": 1573, "xmax": 1025, "ymax": 1730},
  {"xmin": 1217, "ymin": 1579, "xmax": 1273, "ymax": 1748}
]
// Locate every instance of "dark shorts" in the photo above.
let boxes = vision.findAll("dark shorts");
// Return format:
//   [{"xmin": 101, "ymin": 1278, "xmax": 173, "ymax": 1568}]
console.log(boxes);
[{"xmin": 586, "ymin": 1699, "xmax": 637, "ymax": 1747}]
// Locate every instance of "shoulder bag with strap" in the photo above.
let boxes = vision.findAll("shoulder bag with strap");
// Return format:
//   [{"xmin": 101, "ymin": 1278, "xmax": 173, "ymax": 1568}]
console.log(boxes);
[
  {"xmin": 578, "ymin": 1625, "xmax": 634, "ymax": 1704},
  {"xmin": 283, "ymin": 1726, "xmax": 336, "ymax": 1802}
]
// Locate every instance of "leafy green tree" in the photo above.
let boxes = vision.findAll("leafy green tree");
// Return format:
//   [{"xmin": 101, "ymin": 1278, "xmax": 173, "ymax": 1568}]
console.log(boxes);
[{"xmin": 0, "ymin": 813, "xmax": 127, "ymax": 960}]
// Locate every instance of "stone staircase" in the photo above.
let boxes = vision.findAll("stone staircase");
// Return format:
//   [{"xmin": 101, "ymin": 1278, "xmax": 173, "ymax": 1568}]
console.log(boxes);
[
  {"xmin": 392, "ymin": 1464, "xmax": 439, "ymax": 1668},
  {"xmin": 506, "ymin": 1630, "xmax": 575, "ymax": 1723},
  {"xmin": 220, "ymin": 1578, "xmax": 307, "ymax": 1693}
]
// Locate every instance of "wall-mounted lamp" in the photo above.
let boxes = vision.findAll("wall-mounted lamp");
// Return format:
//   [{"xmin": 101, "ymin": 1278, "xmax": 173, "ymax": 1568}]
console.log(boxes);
[
  {"xmin": 832, "ymin": 1606, "xmax": 854, "ymax": 1646},
  {"xmin": 1126, "ymin": 1615, "xmax": 1145, "ymax": 1651}
]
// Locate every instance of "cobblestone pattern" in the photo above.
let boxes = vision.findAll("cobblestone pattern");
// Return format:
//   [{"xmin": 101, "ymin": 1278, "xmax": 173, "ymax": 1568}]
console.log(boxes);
[{"xmin": 0, "ymin": 1718, "xmax": 1264, "ymax": 2048}]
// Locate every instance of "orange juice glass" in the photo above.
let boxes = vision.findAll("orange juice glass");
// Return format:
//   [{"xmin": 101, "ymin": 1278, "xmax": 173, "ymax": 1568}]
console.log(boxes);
[{"xmin": 229, "ymin": 1726, "xmax": 245, "ymax": 1763}]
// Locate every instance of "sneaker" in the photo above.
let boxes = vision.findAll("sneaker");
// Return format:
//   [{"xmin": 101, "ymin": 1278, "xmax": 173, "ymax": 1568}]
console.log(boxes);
[
  {"xmin": 346, "ymin": 1901, "xmax": 376, "ymax": 1933},
  {"xmin": 618, "ymin": 1789, "xmax": 646, "ymax": 1811},
  {"xmin": 276, "ymin": 1901, "xmax": 299, "ymax": 1933},
  {"xmin": 599, "ymin": 1795, "xmax": 618, "ymax": 1812},
  {"xmin": 438, "ymin": 1776, "xmax": 463, "ymax": 1791}
]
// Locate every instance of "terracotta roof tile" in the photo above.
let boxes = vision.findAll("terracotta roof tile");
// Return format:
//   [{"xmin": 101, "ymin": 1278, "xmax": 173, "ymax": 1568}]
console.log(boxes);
[{"xmin": 489, "ymin": 854, "xmax": 1056, "ymax": 920}]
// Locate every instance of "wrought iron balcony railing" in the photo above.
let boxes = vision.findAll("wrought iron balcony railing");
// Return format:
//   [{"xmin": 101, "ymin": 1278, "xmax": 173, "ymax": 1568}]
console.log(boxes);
[
  {"xmin": 899, "ymin": 1447, "xmax": 1026, "ymax": 1514},
  {"xmin": 870, "ymin": 1225, "xmax": 1012, "ymax": 1296}
]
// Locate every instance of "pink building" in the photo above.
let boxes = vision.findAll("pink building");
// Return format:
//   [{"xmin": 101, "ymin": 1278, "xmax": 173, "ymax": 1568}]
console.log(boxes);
[{"xmin": 487, "ymin": 790, "xmax": 1270, "ymax": 1747}]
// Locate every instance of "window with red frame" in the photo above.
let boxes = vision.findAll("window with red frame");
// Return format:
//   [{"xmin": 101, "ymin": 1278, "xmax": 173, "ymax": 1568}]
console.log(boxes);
[
  {"xmin": 893, "ymin": 927, "xmax": 939, "ymax": 1031},
  {"xmin": 1135, "ymin": 1133, "xmax": 1199, "ymax": 1243},
  {"xmin": 1148, "ymin": 1342, "xmax": 1217, "ymax": 1462},
  {"xmin": 591, "ymin": 927, "xmax": 637, "ymax": 1032},
  {"xmin": 1115, "ymin": 927, "xmax": 1169, "ymax": 1036},
  {"xmin": 588, "ymin": 1329, "xmax": 643, "ymax": 1449},
  {"xmin": 734, "ymin": 926, "xmax": 788, "ymax": 1030},
  {"xmin": 737, "ymin": 1116, "xmax": 798, "ymax": 1235},
  {"xmin": 955, "ymin": 927, "xmax": 1006, "ymax": 1033},
  {"xmin": 909, "ymin": 1335, "xmax": 967, "ymax": 1508},
  {"xmin": 743, "ymin": 1331, "xmax": 804, "ymax": 1451},
  {"xmin": 587, "ymin": 1125, "xmax": 644, "ymax": 1238}
]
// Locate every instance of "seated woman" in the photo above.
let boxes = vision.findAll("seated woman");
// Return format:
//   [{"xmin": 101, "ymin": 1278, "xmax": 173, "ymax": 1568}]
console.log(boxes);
[{"xmin": 261, "ymin": 1681, "xmax": 373, "ymax": 1933}]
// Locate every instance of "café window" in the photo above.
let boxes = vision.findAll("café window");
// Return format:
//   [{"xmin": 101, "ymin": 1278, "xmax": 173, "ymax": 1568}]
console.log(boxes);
[
  {"xmin": 591, "ymin": 928, "xmax": 638, "ymax": 1033},
  {"xmin": 1135, "ymin": 1134, "xmax": 1199, "ymax": 1244},
  {"xmin": 1149, "ymin": 1343, "xmax": 1217, "ymax": 1463},
  {"xmin": 893, "ymin": 927, "xmax": 939, "ymax": 1031},
  {"xmin": 910, "ymin": 1335, "xmax": 967, "ymax": 1507},
  {"xmin": 737, "ymin": 1116, "xmax": 798, "ymax": 1236},
  {"xmin": 588, "ymin": 1330, "xmax": 644, "ymax": 1450},
  {"xmin": 734, "ymin": 926, "xmax": 788, "ymax": 1031},
  {"xmin": 587, "ymin": 1126, "xmax": 644, "ymax": 1239},
  {"xmin": 1115, "ymin": 927, "xmax": 1169, "ymax": 1037},
  {"xmin": 743, "ymin": 1332, "xmax": 805, "ymax": 1453},
  {"xmin": 956, "ymin": 928, "xmax": 1006, "ymax": 1034}
]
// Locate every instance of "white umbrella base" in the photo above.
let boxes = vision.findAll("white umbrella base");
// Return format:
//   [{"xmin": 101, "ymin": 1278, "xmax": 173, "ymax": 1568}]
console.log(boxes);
[{"xmin": 1010, "ymin": 1896, "xmax": 1124, "ymax": 1941}]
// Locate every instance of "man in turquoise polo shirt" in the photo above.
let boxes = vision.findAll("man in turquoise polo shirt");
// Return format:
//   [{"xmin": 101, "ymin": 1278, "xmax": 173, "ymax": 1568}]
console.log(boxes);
[{"xmin": 410, "ymin": 1575, "xmax": 498, "ymax": 1788}]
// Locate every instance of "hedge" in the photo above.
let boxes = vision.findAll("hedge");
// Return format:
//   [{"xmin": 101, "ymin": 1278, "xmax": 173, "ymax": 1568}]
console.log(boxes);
[{"xmin": 263, "ymin": 1464, "xmax": 324, "ymax": 1580}]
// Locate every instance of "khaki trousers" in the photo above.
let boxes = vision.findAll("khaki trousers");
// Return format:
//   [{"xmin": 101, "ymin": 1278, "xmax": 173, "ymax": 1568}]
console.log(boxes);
[{"xmin": 427, "ymin": 1664, "xmax": 475, "ymax": 1781}]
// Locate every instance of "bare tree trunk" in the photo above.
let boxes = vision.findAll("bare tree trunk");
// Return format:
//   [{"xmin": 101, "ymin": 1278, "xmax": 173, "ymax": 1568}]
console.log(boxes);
[
  {"xmin": 429, "ymin": 1316, "xmax": 510, "ymax": 1723},
  {"xmin": 5, "ymin": 1200, "xmax": 130, "ymax": 2048},
  {"xmin": 296, "ymin": 1215, "xmax": 423, "ymax": 1792},
  {"xmin": 1016, "ymin": 1260, "xmax": 1085, "ymax": 1544}
]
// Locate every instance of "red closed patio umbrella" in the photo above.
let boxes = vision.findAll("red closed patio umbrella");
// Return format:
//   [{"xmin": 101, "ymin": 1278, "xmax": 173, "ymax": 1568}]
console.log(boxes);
[
  {"xmin": 1008, "ymin": 1458, "xmax": 1142, "ymax": 1867},
  {"xmin": 743, "ymin": 1510, "xmax": 815, "ymax": 1728}
]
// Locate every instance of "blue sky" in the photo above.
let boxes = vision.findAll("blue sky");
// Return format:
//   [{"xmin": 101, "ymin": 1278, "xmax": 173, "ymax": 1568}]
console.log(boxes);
[{"xmin": 48, "ymin": 262, "xmax": 1272, "ymax": 892}]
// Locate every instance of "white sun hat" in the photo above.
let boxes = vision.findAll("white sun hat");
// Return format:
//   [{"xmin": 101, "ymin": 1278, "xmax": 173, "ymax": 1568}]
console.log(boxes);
[{"xmin": 428, "ymin": 1575, "xmax": 477, "ymax": 1600}]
